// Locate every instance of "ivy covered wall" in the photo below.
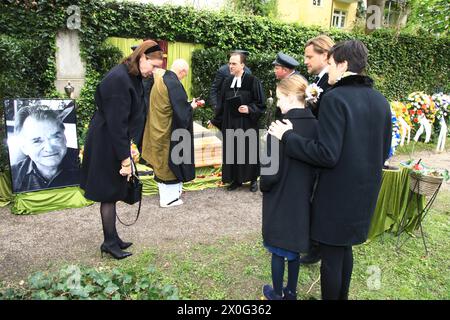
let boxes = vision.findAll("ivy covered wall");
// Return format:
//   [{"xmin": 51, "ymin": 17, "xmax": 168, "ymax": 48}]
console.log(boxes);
[{"xmin": 0, "ymin": 0, "xmax": 449, "ymax": 170}]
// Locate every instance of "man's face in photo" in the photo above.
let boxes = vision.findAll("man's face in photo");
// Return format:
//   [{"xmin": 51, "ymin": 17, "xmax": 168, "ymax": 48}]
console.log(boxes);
[{"xmin": 19, "ymin": 117, "xmax": 67, "ymax": 169}]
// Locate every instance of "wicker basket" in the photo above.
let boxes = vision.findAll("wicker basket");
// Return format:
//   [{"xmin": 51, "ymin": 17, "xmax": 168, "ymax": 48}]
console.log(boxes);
[{"xmin": 409, "ymin": 172, "xmax": 443, "ymax": 196}]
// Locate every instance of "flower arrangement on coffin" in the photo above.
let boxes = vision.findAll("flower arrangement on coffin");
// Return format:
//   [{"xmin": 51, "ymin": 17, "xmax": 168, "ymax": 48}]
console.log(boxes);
[
  {"xmin": 403, "ymin": 159, "xmax": 449, "ymax": 196},
  {"xmin": 432, "ymin": 92, "xmax": 449, "ymax": 152},
  {"xmin": 389, "ymin": 106, "xmax": 401, "ymax": 158},
  {"xmin": 406, "ymin": 92, "xmax": 436, "ymax": 143},
  {"xmin": 390, "ymin": 101, "xmax": 411, "ymax": 146}
]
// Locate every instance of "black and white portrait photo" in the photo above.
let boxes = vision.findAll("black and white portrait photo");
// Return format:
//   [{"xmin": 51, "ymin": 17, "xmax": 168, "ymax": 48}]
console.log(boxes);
[{"xmin": 3, "ymin": 99, "xmax": 80, "ymax": 193}]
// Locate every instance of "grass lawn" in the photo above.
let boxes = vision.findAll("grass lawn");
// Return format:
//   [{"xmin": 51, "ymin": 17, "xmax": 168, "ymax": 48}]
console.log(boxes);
[
  {"xmin": 2, "ymin": 192, "xmax": 448, "ymax": 300},
  {"xmin": 395, "ymin": 141, "xmax": 439, "ymax": 156},
  {"xmin": 108, "ymin": 191, "xmax": 450, "ymax": 300}
]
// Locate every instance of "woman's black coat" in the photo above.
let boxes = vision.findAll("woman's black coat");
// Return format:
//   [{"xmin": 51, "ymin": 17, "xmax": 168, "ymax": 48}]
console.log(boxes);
[
  {"xmin": 281, "ymin": 75, "xmax": 392, "ymax": 246},
  {"xmin": 80, "ymin": 64, "xmax": 145, "ymax": 202},
  {"xmin": 261, "ymin": 108, "xmax": 318, "ymax": 253}
]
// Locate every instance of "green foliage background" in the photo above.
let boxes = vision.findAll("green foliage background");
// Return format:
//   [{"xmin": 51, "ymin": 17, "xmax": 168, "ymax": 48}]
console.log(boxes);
[{"xmin": 0, "ymin": 0, "xmax": 449, "ymax": 170}]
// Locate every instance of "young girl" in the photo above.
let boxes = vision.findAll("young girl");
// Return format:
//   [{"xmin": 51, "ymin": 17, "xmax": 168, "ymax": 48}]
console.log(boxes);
[{"xmin": 260, "ymin": 75, "xmax": 318, "ymax": 300}]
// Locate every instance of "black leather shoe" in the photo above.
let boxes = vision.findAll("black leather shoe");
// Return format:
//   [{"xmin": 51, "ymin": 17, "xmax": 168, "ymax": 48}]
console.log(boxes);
[
  {"xmin": 117, "ymin": 239, "xmax": 133, "ymax": 250},
  {"xmin": 262, "ymin": 285, "xmax": 282, "ymax": 300},
  {"xmin": 250, "ymin": 181, "xmax": 258, "ymax": 192},
  {"xmin": 226, "ymin": 182, "xmax": 242, "ymax": 191},
  {"xmin": 100, "ymin": 243, "xmax": 132, "ymax": 260},
  {"xmin": 282, "ymin": 287, "xmax": 297, "ymax": 300}
]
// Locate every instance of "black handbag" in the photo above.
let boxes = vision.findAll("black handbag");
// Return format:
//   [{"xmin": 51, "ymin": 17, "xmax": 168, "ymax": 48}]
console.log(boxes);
[
  {"xmin": 117, "ymin": 158, "xmax": 142, "ymax": 226},
  {"xmin": 123, "ymin": 173, "xmax": 142, "ymax": 205}
]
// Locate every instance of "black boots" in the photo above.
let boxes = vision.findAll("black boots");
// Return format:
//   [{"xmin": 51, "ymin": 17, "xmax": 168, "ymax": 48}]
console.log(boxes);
[
  {"xmin": 100, "ymin": 243, "xmax": 132, "ymax": 260},
  {"xmin": 116, "ymin": 237, "xmax": 133, "ymax": 250}
]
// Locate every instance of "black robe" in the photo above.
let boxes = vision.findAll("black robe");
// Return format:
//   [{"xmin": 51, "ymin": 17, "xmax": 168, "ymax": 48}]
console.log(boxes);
[
  {"xmin": 165, "ymin": 70, "xmax": 195, "ymax": 183},
  {"xmin": 80, "ymin": 64, "xmax": 146, "ymax": 202},
  {"xmin": 141, "ymin": 70, "xmax": 195, "ymax": 184},
  {"xmin": 211, "ymin": 73, "xmax": 265, "ymax": 184},
  {"xmin": 281, "ymin": 75, "xmax": 392, "ymax": 246},
  {"xmin": 261, "ymin": 108, "xmax": 318, "ymax": 253}
]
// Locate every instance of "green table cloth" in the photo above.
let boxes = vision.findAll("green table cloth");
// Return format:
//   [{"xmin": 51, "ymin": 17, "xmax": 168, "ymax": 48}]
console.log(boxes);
[
  {"xmin": 367, "ymin": 167, "xmax": 425, "ymax": 240},
  {"xmin": 0, "ymin": 165, "xmax": 223, "ymax": 214},
  {"xmin": 138, "ymin": 164, "xmax": 223, "ymax": 196},
  {"xmin": 0, "ymin": 171, "xmax": 13, "ymax": 207}
]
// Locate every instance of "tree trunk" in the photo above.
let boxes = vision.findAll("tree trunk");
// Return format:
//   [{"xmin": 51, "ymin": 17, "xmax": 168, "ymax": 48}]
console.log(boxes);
[{"xmin": 397, "ymin": 3, "xmax": 411, "ymax": 28}]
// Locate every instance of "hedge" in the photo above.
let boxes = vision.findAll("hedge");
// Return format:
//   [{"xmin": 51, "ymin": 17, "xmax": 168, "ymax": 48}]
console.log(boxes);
[{"xmin": 0, "ymin": 0, "xmax": 449, "ymax": 170}]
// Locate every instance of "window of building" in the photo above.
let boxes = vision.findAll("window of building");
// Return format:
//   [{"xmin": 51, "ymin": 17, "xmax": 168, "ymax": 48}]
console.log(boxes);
[
  {"xmin": 313, "ymin": 0, "xmax": 322, "ymax": 6},
  {"xmin": 332, "ymin": 10, "xmax": 346, "ymax": 28}
]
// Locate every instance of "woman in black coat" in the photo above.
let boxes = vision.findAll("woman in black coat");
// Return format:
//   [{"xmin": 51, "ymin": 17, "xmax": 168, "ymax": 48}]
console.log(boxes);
[
  {"xmin": 80, "ymin": 40, "xmax": 163, "ymax": 259},
  {"xmin": 269, "ymin": 40, "xmax": 392, "ymax": 299},
  {"xmin": 260, "ymin": 75, "xmax": 318, "ymax": 300}
]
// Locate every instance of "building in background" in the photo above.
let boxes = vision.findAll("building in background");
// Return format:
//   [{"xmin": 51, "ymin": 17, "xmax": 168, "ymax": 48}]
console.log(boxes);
[{"xmin": 277, "ymin": 0, "xmax": 359, "ymax": 30}]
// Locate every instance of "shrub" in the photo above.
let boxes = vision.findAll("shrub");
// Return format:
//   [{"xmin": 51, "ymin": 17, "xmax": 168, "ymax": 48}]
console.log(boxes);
[{"xmin": 0, "ymin": 264, "xmax": 178, "ymax": 300}]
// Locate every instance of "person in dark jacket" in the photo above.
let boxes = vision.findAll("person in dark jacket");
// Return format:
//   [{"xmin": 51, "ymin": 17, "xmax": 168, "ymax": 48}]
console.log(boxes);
[
  {"xmin": 11, "ymin": 104, "xmax": 79, "ymax": 193},
  {"xmin": 272, "ymin": 52, "xmax": 305, "ymax": 81},
  {"xmin": 269, "ymin": 52, "xmax": 308, "ymax": 124},
  {"xmin": 299, "ymin": 35, "xmax": 335, "ymax": 265},
  {"xmin": 304, "ymin": 35, "xmax": 335, "ymax": 118},
  {"xmin": 260, "ymin": 75, "xmax": 318, "ymax": 300},
  {"xmin": 80, "ymin": 40, "xmax": 163, "ymax": 260},
  {"xmin": 268, "ymin": 40, "xmax": 392, "ymax": 300}
]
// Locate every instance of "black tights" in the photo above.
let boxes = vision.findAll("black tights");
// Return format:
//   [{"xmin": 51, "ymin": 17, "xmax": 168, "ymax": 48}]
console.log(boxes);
[
  {"xmin": 319, "ymin": 243, "xmax": 353, "ymax": 300},
  {"xmin": 271, "ymin": 253, "xmax": 300, "ymax": 296},
  {"xmin": 100, "ymin": 202, "xmax": 121, "ymax": 246}
]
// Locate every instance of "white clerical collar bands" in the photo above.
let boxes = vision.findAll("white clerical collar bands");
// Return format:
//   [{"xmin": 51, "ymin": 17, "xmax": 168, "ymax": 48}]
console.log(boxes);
[
  {"xmin": 230, "ymin": 72, "xmax": 246, "ymax": 89},
  {"xmin": 230, "ymin": 76, "xmax": 242, "ymax": 88}
]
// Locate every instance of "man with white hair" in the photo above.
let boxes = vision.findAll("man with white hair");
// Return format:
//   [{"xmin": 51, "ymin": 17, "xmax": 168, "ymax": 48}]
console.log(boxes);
[{"xmin": 141, "ymin": 59, "xmax": 202, "ymax": 207}]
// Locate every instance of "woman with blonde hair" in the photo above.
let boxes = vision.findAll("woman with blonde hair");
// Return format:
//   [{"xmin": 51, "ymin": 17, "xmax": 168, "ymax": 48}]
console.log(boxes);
[
  {"xmin": 260, "ymin": 75, "xmax": 318, "ymax": 299},
  {"xmin": 81, "ymin": 40, "xmax": 163, "ymax": 259}
]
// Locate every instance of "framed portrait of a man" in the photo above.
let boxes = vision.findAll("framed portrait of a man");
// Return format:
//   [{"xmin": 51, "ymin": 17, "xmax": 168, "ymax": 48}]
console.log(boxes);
[{"xmin": 3, "ymin": 99, "xmax": 80, "ymax": 193}]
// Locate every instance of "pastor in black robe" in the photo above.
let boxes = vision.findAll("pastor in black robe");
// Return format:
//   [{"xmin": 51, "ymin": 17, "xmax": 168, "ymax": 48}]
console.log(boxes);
[{"xmin": 211, "ymin": 72, "xmax": 265, "ymax": 184}]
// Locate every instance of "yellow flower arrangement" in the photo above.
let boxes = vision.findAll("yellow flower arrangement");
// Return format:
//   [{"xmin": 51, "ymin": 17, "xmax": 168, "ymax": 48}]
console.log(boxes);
[
  {"xmin": 406, "ymin": 92, "xmax": 436, "ymax": 129},
  {"xmin": 390, "ymin": 101, "xmax": 412, "ymax": 127}
]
